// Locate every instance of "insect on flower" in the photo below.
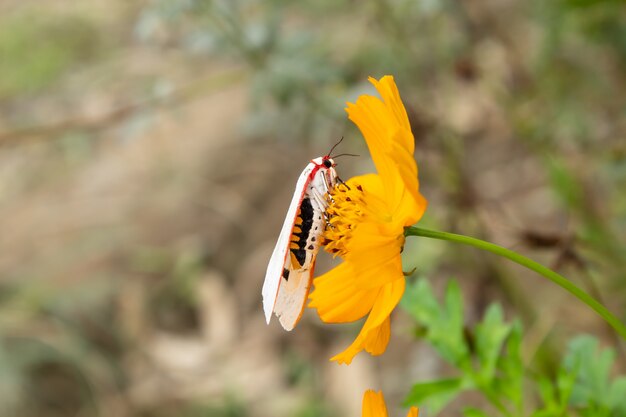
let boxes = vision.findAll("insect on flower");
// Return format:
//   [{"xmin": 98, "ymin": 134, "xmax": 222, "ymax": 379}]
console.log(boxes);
[
  {"xmin": 262, "ymin": 139, "xmax": 352, "ymax": 331},
  {"xmin": 309, "ymin": 76, "xmax": 428, "ymax": 364}
]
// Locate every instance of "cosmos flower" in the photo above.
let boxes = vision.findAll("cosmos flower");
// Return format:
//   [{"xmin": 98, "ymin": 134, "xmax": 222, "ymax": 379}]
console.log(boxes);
[
  {"xmin": 362, "ymin": 390, "xmax": 419, "ymax": 417},
  {"xmin": 309, "ymin": 75, "xmax": 427, "ymax": 364}
]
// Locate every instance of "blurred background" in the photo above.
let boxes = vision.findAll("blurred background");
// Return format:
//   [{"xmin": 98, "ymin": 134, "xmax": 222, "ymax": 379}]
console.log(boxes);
[{"xmin": 0, "ymin": 0, "xmax": 625, "ymax": 416}]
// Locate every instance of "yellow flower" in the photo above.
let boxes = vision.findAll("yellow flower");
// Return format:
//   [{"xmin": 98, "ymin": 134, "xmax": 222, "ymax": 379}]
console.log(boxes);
[
  {"xmin": 362, "ymin": 390, "xmax": 419, "ymax": 417},
  {"xmin": 308, "ymin": 75, "xmax": 427, "ymax": 364}
]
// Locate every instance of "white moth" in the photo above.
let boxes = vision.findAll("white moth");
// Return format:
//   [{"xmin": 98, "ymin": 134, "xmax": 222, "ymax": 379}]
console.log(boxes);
[{"xmin": 262, "ymin": 154, "xmax": 338, "ymax": 331}]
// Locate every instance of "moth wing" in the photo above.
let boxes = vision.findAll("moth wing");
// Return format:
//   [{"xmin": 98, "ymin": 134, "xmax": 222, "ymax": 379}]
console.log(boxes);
[
  {"xmin": 274, "ymin": 265, "xmax": 314, "ymax": 331},
  {"xmin": 274, "ymin": 167, "xmax": 332, "ymax": 330},
  {"xmin": 262, "ymin": 163, "xmax": 315, "ymax": 324}
]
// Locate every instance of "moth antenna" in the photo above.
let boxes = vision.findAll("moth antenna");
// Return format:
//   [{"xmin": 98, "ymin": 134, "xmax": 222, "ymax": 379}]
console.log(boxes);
[
  {"xmin": 332, "ymin": 153, "xmax": 360, "ymax": 159},
  {"xmin": 327, "ymin": 136, "xmax": 344, "ymax": 157}
]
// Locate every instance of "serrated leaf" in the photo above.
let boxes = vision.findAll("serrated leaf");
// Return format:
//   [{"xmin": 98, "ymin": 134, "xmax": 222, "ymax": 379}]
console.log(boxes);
[
  {"xmin": 444, "ymin": 280, "xmax": 464, "ymax": 335},
  {"xmin": 400, "ymin": 278, "xmax": 441, "ymax": 324},
  {"xmin": 496, "ymin": 321, "xmax": 524, "ymax": 410},
  {"xmin": 428, "ymin": 281, "xmax": 470, "ymax": 367},
  {"xmin": 535, "ymin": 366, "xmax": 575, "ymax": 416},
  {"xmin": 474, "ymin": 304, "xmax": 511, "ymax": 385},
  {"xmin": 404, "ymin": 378, "xmax": 464, "ymax": 414},
  {"xmin": 561, "ymin": 335, "xmax": 625, "ymax": 416},
  {"xmin": 401, "ymin": 279, "xmax": 470, "ymax": 368},
  {"xmin": 564, "ymin": 336, "xmax": 613, "ymax": 406}
]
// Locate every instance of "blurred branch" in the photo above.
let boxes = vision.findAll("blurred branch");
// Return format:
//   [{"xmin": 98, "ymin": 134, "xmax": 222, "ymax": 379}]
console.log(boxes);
[{"xmin": 0, "ymin": 68, "xmax": 247, "ymax": 146}]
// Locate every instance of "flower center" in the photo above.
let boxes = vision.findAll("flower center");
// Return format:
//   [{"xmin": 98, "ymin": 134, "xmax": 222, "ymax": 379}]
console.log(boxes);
[{"xmin": 323, "ymin": 183, "xmax": 366, "ymax": 257}]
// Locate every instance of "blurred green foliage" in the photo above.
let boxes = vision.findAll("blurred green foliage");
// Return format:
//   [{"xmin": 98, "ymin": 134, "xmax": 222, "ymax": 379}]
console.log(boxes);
[
  {"xmin": 563, "ymin": 336, "xmax": 626, "ymax": 417},
  {"xmin": 401, "ymin": 278, "xmax": 626, "ymax": 416},
  {"xmin": 0, "ymin": 10, "xmax": 100, "ymax": 98}
]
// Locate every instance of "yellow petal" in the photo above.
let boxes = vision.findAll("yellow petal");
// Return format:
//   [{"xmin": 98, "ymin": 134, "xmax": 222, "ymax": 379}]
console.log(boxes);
[
  {"xmin": 331, "ymin": 278, "xmax": 405, "ymax": 364},
  {"xmin": 309, "ymin": 262, "xmax": 379, "ymax": 323},
  {"xmin": 346, "ymin": 221, "xmax": 402, "ymax": 264},
  {"xmin": 369, "ymin": 76, "xmax": 413, "ymax": 140},
  {"xmin": 364, "ymin": 316, "xmax": 390, "ymax": 356},
  {"xmin": 340, "ymin": 177, "xmax": 406, "ymax": 290},
  {"xmin": 347, "ymin": 173, "xmax": 385, "ymax": 194},
  {"xmin": 350, "ymin": 251, "xmax": 403, "ymax": 291},
  {"xmin": 406, "ymin": 407, "xmax": 419, "ymax": 417},
  {"xmin": 346, "ymin": 97, "xmax": 402, "ymax": 204},
  {"xmin": 362, "ymin": 390, "xmax": 388, "ymax": 417},
  {"xmin": 346, "ymin": 76, "xmax": 427, "ymax": 225},
  {"xmin": 387, "ymin": 131, "xmax": 426, "ymax": 223},
  {"xmin": 362, "ymin": 389, "xmax": 418, "ymax": 417}
]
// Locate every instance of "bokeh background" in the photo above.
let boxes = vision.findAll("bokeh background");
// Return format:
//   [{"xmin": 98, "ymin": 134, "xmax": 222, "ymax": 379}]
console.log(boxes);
[{"xmin": 1, "ymin": 0, "xmax": 625, "ymax": 416}]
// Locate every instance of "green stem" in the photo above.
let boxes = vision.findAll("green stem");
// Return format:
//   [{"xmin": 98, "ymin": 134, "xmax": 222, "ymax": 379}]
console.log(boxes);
[{"xmin": 405, "ymin": 226, "xmax": 626, "ymax": 341}]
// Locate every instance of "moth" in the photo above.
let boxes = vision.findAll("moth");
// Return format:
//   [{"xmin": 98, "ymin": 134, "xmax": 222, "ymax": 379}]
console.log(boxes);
[{"xmin": 262, "ymin": 148, "xmax": 341, "ymax": 331}]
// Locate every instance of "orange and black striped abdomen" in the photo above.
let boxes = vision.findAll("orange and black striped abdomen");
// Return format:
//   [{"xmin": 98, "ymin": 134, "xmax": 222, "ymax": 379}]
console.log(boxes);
[{"xmin": 289, "ymin": 197, "xmax": 315, "ymax": 270}]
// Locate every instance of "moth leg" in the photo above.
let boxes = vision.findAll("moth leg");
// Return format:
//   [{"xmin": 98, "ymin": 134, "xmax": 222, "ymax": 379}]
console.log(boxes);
[
  {"xmin": 322, "ymin": 173, "xmax": 340, "ymax": 205},
  {"xmin": 310, "ymin": 187, "xmax": 329, "ymax": 211},
  {"xmin": 309, "ymin": 187, "xmax": 334, "ymax": 229},
  {"xmin": 336, "ymin": 175, "xmax": 351, "ymax": 190},
  {"xmin": 323, "ymin": 213, "xmax": 334, "ymax": 229},
  {"xmin": 321, "ymin": 174, "xmax": 331, "ymax": 198}
]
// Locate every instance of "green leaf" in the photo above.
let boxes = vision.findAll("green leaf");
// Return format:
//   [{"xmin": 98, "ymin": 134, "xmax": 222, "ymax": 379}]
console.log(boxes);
[
  {"xmin": 562, "ymin": 335, "xmax": 623, "ymax": 416},
  {"xmin": 537, "ymin": 375, "xmax": 558, "ymax": 410},
  {"xmin": 400, "ymin": 278, "xmax": 440, "ymax": 324},
  {"xmin": 404, "ymin": 378, "xmax": 465, "ymax": 414},
  {"xmin": 534, "ymin": 365, "xmax": 576, "ymax": 417},
  {"xmin": 608, "ymin": 377, "xmax": 626, "ymax": 414},
  {"xmin": 555, "ymin": 364, "xmax": 576, "ymax": 410},
  {"xmin": 474, "ymin": 304, "xmax": 512, "ymax": 385},
  {"xmin": 496, "ymin": 321, "xmax": 524, "ymax": 411},
  {"xmin": 431, "ymin": 281, "xmax": 469, "ymax": 367},
  {"xmin": 564, "ymin": 336, "xmax": 611, "ymax": 404},
  {"xmin": 463, "ymin": 408, "xmax": 491, "ymax": 417},
  {"xmin": 401, "ymin": 279, "xmax": 470, "ymax": 368}
]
